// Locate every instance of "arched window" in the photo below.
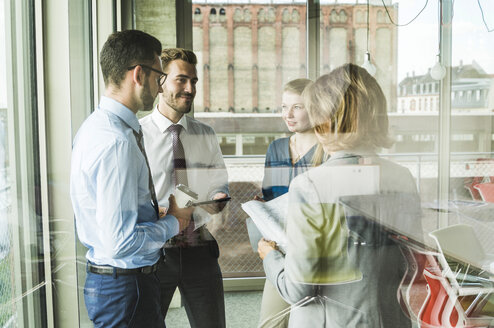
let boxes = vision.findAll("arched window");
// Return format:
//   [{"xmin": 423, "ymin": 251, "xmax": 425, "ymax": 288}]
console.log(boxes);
[
  {"xmin": 234, "ymin": 8, "xmax": 243, "ymax": 22},
  {"xmin": 244, "ymin": 9, "xmax": 252, "ymax": 22},
  {"xmin": 210, "ymin": 8, "xmax": 217, "ymax": 15},
  {"xmin": 257, "ymin": 8, "xmax": 265, "ymax": 23},
  {"xmin": 292, "ymin": 9, "xmax": 300, "ymax": 23},
  {"xmin": 193, "ymin": 7, "xmax": 203, "ymax": 22},
  {"xmin": 339, "ymin": 10, "xmax": 347, "ymax": 23},
  {"xmin": 377, "ymin": 10, "xmax": 386, "ymax": 23},
  {"xmin": 267, "ymin": 7, "xmax": 275, "ymax": 22},
  {"xmin": 282, "ymin": 8, "xmax": 290, "ymax": 23},
  {"xmin": 219, "ymin": 8, "xmax": 226, "ymax": 15},
  {"xmin": 330, "ymin": 9, "xmax": 339, "ymax": 23}
]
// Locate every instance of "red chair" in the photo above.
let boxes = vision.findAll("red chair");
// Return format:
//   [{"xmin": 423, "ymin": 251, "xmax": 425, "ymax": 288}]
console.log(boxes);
[
  {"xmin": 473, "ymin": 183, "xmax": 494, "ymax": 203},
  {"xmin": 464, "ymin": 158, "xmax": 494, "ymax": 201}
]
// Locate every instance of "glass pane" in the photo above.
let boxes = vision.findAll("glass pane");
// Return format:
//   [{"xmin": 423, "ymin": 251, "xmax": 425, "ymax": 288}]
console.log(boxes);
[
  {"xmin": 1, "ymin": 0, "xmax": 46, "ymax": 326},
  {"xmin": 192, "ymin": 1, "xmax": 308, "ymax": 281},
  {"xmin": 318, "ymin": 1, "xmax": 441, "ymax": 205},
  {"xmin": 0, "ymin": 1, "xmax": 12, "ymax": 324},
  {"xmin": 450, "ymin": 0, "xmax": 494, "ymax": 202}
]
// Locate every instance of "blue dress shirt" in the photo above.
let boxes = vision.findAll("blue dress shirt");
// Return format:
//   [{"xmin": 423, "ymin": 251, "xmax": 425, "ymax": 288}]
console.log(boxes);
[
  {"xmin": 262, "ymin": 137, "xmax": 317, "ymax": 201},
  {"xmin": 70, "ymin": 96, "xmax": 179, "ymax": 268}
]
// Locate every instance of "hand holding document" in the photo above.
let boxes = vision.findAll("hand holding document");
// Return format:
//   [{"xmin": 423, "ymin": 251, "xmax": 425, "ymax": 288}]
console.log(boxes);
[{"xmin": 242, "ymin": 193, "xmax": 289, "ymax": 253}]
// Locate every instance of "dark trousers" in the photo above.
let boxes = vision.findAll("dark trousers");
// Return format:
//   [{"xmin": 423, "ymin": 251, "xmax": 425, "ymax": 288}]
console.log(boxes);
[
  {"xmin": 158, "ymin": 241, "xmax": 225, "ymax": 328},
  {"xmin": 84, "ymin": 270, "xmax": 164, "ymax": 328}
]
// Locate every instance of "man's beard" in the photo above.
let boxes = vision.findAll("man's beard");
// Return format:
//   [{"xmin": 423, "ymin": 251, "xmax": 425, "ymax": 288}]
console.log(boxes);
[
  {"xmin": 164, "ymin": 89, "xmax": 193, "ymax": 114},
  {"xmin": 141, "ymin": 79, "xmax": 155, "ymax": 111}
]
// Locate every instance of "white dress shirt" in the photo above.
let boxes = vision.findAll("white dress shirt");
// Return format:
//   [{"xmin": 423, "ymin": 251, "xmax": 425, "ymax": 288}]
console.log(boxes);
[
  {"xmin": 70, "ymin": 97, "xmax": 179, "ymax": 268},
  {"xmin": 140, "ymin": 107, "xmax": 229, "ymax": 207}
]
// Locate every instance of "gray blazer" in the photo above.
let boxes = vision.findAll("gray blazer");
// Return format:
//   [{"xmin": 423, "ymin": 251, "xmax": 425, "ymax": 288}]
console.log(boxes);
[{"xmin": 263, "ymin": 151, "xmax": 421, "ymax": 328}]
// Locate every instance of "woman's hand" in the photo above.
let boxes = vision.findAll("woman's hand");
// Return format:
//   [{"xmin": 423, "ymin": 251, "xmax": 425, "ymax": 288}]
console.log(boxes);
[
  {"xmin": 258, "ymin": 238, "xmax": 277, "ymax": 260},
  {"xmin": 253, "ymin": 195, "xmax": 265, "ymax": 202}
]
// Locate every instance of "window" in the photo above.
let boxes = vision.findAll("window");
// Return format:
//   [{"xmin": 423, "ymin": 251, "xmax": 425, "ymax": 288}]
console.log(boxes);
[
  {"xmin": 1, "ymin": 0, "xmax": 48, "ymax": 326},
  {"xmin": 71, "ymin": 0, "xmax": 494, "ymax": 326}
]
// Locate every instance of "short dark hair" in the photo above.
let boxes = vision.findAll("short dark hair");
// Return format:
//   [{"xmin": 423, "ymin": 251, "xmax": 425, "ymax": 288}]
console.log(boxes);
[
  {"xmin": 160, "ymin": 48, "xmax": 197, "ymax": 71},
  {"xmin": 100, "ymin": 30, "xmax": 162, "ymax": 87}
]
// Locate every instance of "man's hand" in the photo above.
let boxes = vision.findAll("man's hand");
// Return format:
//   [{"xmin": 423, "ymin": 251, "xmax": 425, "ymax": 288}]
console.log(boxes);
[
  {"xmin": 253, "ymin": 195, "xmax": 265, "ymax": 202},
  {"xmin": 202, "ymin": 192, "xmax": 229, "ymax": 214},
  {"xmin": 258, "ymin": 238, "xmax": 277, "ymax": 260},
  {"xmin": 167, "ymin": 194, "xmax": 193, "ymax": 232},
  {"xmin": 158, "ymin": 206, "xmax": 168, "ymax": 218}
]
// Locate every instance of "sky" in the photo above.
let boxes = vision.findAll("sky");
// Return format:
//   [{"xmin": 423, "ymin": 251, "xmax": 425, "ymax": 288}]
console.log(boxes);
[
  {"xmin": 396, "ymin": 0, "xmax": 494, "ymax": 80},
  {"xmin": 1, "ymin": 0, "xmax": 493, "ymax": 108}
]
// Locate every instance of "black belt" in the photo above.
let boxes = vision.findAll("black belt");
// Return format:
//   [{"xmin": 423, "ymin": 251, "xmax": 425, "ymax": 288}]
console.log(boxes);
[{"xmin": 87, "ymin": 261, "xmax": 159, "ymax": 275}]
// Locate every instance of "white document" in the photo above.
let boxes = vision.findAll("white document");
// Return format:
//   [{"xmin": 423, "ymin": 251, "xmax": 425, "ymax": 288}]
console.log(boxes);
[
  {"xmin": 242, "ymin": 164, "xmax": 380, "ymax": 253},
  {"xmin": 242, "ymin": 193, "xmax": 289, "ymax": 251}
]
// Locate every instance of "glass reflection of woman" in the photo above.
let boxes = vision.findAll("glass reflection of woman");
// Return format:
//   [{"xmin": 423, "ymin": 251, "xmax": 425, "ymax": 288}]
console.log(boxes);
[
  {"xmin": 259, "ymin": 79, "xmax": 325, "ymax": 328},
  {"xmin": 258, "ymin": 64, "xmax": 418, "ymax": 328}
]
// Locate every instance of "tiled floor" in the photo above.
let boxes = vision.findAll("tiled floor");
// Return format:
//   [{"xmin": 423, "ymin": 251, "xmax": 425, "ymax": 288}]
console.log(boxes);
[{"xmin": 166, "ymin": 291, "xmax": 262, "ymax": 328}]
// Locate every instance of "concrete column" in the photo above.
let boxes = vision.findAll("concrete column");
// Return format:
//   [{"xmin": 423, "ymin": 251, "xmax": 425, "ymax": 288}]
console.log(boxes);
[
  {"xmin": 227, "ymin": 7, "xmax": 234, "ymax": 111},
  {"xmin": 252, "ymin": 7, "xmax": 259, "ymax": 112},
  {"xmin": 203, "ymin": 6, "xmax": 211, "ymax": 111}
]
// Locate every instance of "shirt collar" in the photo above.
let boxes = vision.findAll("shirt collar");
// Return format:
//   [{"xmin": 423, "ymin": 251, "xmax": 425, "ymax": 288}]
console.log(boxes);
[
  {"xmin": 98, "ymin": 96, "xmax": 140, "ymax": 133},
  {"xmin": 151, "ymin": 104, "xmax": 188, "ymax": 133},
  {"xmin": 326, "ymin": 149, "xmax": 377, "ymax": 162}
]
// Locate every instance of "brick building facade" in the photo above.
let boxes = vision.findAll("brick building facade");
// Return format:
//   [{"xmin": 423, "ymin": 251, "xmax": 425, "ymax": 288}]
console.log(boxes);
[{"xmin": 191, "ymin": 1, "xmax": 397, "ymax": 113}]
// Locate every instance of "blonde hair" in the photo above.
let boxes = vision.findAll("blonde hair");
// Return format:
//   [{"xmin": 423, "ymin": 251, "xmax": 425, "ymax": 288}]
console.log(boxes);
[
  {"xmin": 284, "ymin": 78, "xmax": 312, "ymax": 95},
  {"xmin": 304, "ymin": 63, "xmax": 392, "ymax": 152},
  {"xmin": 283, "ymin": 79, "xmax": 326, "ymax": 166}
]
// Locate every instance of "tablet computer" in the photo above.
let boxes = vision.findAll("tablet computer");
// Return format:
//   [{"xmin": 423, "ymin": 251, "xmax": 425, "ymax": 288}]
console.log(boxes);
[{"xmin": 185, "ymin": 197, "xmax": 231, "ymax": 207}]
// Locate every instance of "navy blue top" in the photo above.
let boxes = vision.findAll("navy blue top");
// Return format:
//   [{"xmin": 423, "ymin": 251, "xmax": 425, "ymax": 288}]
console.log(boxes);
[{"xmin": 262, "ymin": 137, "xmax": 317, "ymax": 201}]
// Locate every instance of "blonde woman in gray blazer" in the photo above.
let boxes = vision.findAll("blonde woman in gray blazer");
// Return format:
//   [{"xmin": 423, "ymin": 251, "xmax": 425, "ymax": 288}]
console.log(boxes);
[{"xmin": 258, "ymin": 64, "xmax": 421, "ymax": 328}]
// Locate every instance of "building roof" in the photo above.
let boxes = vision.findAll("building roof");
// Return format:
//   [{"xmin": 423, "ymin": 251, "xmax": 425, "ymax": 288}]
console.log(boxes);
[
  {"xmin": 399, "ymin": 60, "xmax": 492, "ymax": 87},
  {"xmin": 399, "ymin": 60, "xmax": 491, "ymax": 89},
  {"xmin": 193, "ymin": 0, "xmax": 392, "ymax": 5}
]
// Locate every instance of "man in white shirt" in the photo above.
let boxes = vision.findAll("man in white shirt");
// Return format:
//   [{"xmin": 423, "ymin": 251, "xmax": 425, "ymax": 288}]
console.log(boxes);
[{"xmin": 140, "ymin": 48, "xmax": 229, "ymax": 328}]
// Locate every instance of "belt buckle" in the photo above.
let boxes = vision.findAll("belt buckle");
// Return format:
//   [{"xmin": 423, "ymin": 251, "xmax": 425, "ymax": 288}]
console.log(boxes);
[{"xmin": 141, "ymin": 266, "xmax": 152, "ymax": 274}]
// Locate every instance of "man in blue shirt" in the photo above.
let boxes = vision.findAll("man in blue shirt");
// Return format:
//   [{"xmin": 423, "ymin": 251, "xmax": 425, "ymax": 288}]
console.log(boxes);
[{"xmin": 70, "ymin": 30, "xmax": 192, "ymax": 328}]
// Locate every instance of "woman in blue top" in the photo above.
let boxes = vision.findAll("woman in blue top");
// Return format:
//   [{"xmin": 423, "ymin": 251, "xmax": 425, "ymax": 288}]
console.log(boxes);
[
  {"xmin": 262, "ymin": 79, "xmax": 324, "ymax": 201},
  {"xmin": 259, "ymin": 78, "xmax": 325, "ymax": 327}
]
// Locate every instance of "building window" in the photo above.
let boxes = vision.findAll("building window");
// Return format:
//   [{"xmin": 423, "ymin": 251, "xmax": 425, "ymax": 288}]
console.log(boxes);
[
  {"xmin": 210, "ymin": 8, "xmax": 217, "ymax": 15},
  {"xmin": 219, "ymin": 8, "xmax": 226, "ymax": 15},
  {"xmin": 195, "ymin": 8, "xmax": 201, "ymax": 15},
  {"xmin": 282, "ymin": 8, "xmax": 290, "ymax": 23}
]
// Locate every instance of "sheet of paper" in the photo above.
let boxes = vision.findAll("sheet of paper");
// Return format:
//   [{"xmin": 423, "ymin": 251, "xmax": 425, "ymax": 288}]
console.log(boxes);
[{"xmin": 242, "ymin": 193, "xmax": 289, "ymax": 251}]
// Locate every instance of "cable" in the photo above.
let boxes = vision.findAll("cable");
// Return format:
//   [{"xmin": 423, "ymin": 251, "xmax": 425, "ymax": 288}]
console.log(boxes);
[
  {"xmin": 380, "ymin": 0, "xmax": 429, "ymax": 27},
  {"xmin": 367, "ymin": 0, "xmax": 370, "ymax": 52},
  {"xmin": 477, "ymin": 0, "xmax": 494, "ymax": 32}
]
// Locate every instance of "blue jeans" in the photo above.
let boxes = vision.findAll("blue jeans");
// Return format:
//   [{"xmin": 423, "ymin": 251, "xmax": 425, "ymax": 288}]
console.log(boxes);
[{"xmin": 84, "ymin": 268, "xmax": 164, "ymax": 328}]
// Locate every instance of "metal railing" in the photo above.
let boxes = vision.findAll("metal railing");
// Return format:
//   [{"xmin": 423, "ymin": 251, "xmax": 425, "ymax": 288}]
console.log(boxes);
[{"xmin": 217, "ymin": 152, "xmax": 494, "ymax": 276}]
